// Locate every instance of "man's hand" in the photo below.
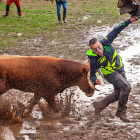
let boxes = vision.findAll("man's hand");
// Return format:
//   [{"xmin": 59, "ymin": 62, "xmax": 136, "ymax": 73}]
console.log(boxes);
[
  {"xmin": 96, "ymin": 79, "xmax": 101, "ymax": 85},
  {"xmin": 130, "ymin": 17, "xmax": 137, "ymax": 22}
]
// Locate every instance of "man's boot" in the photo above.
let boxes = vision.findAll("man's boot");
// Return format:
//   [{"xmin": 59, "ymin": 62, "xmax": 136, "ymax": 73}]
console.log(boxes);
[
  {"xmin": 3, "ymin": 12, "xmax": 8, "ymax": 17},
  {"xmin": 17, "ymin": 6, "xmax": 22, "ymax": 18},
  {"xmin": 63, "ymin": 16, "xmax": 67, "ymax": 23},
  {"xmin": 119, "ymin": 3, "xmax": 134, "ymax": 15},
  {"xmin": 58, "ymin": 17, "xmax": 61, "ymax": 24},
  {"xmin": 3, "ymin": 5, "xmax": 10, "ymax": 17},
  {"xmin": 18, "ymin": 12, "xmax": 22, "ymax": 18},
  {"xmin": 131, "ymin": 6, "xmax": 140, "ymax": 20},
  {"xmin": 119, "ymin": 2, "xmax": 139, "ymax": 15},
  {"xmin": 116, "ymin": 106, "xmax": 130, "ymax": 122},
  {"xmin": 93, "ymin": 93, "xmax": 117, "ymax": 115}
]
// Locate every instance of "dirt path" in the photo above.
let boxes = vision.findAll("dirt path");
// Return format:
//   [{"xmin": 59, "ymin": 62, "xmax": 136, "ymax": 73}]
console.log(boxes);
[{"xmin": 0, "ymin": 20, "xmax": 140, "ymax": 140}]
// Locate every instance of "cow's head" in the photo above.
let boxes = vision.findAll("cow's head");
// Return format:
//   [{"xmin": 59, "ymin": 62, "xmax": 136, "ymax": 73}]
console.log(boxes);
[{"xmin": 78, "ymin": 67, "xmax": 96, "ymax": 97}]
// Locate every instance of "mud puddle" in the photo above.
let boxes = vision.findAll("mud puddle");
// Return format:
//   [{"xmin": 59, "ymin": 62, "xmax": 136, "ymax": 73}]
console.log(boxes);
[{"xmin": 0, "ymin": 23, "xmax": 140, "ymax": 140}]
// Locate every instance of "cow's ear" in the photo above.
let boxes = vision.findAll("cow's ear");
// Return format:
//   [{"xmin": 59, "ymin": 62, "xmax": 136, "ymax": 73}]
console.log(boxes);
[{"xmin": 82, "ymin": 68, "xmax": 88, "ymax": 76}]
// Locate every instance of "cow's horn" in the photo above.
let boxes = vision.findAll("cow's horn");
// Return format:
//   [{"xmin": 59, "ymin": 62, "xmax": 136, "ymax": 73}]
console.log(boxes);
[
  {"xmin": 87, "ymin": 71, "xmax": 95, "ymax": 90},
  {"xmin": 87, "ymin": 71, "xmax": 99, "ymax": 91}
]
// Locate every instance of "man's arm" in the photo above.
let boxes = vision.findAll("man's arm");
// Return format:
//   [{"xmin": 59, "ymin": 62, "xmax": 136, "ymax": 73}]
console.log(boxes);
[
  {"xmin": 101, "ymin": 18, "xmax": 136, "ymax": 45},
  {"xmin": 88, "ymin": 56, "xmax": 101, "ymax": 85},
  {"xmin": 90, "ymin": 66, "xmax": 102, "ymax": 85}
]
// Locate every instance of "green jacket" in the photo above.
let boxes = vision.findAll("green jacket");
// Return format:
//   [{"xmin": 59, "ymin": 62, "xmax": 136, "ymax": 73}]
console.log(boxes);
[{"xmin": 86, "ymin": 19, "xmax": 132, "ymax": 85}]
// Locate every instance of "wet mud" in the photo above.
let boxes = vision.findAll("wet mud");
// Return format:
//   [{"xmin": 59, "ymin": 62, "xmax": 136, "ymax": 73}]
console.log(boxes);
[{"xmin": 0, "ymin": 23, "xmax": 140, "ymax": 140}]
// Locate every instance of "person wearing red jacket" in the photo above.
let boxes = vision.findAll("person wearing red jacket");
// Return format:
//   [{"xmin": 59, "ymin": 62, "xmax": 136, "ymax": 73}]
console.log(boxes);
[{"xmin": 3, "ymin": 0, "xmax": 22, "ymax": 18}]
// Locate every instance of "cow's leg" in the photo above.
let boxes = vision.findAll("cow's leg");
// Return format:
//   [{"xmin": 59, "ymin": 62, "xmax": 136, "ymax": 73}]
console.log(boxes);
[
  {"xmin": 0, "ymin": 78, "xmax": 9, "ymax": 95},
  {"xmin": 23, "ymin": 94, "xmax": 41, "ymax": 116},
  {"xmin": 45, "ymin": 95, "xmax": 58, "ymax": 113}
]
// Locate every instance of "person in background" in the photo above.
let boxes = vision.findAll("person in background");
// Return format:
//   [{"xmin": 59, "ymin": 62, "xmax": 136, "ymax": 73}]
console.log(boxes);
[
  {"xmin": 86, "ymin": 7, "xmax": 140, "ymax": 123},
  {"xmin": 3, "ymin": 0, "xmax": 22, "ymax": 18},
  {"xmin": 50, "ymin": 0, "xmax": 67, "ymax": 24}
]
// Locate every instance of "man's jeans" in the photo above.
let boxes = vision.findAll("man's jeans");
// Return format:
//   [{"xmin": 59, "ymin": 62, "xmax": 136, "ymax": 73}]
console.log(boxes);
[
  {"xmin": 56, "ymin": 1, "xmax": 67, "ymax": 18},
  {"xmin": 104, "ymin": 71, "xmax": 131, "ymax": 108}
]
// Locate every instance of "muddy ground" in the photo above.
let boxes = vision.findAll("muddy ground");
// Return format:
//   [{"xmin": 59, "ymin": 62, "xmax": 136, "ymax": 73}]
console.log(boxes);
[{"xmin": 0, "ymin": 19, "xmax": 140, "ymax": 140}]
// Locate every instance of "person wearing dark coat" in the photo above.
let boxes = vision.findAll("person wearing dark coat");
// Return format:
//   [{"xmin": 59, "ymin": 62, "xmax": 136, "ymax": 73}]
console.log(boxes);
[{"xmin": 87, "ymin": 11, "xmax": 140, "ymax": 122}]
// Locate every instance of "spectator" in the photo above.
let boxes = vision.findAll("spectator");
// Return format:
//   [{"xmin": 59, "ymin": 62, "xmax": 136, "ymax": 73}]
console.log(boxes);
[
  {"xmin": 50, "ymin": 0, "xmax": 67, "ymax": 24},
  {"xmin": 3, "ymin": 0, "xmax": 22, "ymax": 18}
]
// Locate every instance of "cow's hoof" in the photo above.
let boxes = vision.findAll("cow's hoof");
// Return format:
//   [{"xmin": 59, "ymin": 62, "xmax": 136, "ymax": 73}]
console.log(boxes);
[
  {"xmin": 52, "ymin": 111, "xmax": 62, "ymax": 118},
  {"xmin": 9, "ymin": 111, "xmax": 22, "ymax": 125},
  {"xmin": 23, "ymin": 108, "xmax": 30, "ymax": 117}
]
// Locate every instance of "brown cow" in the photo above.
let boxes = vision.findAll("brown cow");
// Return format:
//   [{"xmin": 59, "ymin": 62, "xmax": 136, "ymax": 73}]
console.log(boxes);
[{"xmin": 0, "ymin": 55, "xmax": 95, "ymax": 114}]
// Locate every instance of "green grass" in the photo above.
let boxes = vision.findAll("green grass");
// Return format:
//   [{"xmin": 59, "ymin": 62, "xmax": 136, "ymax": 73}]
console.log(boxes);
[{"xmin": 0, "ymin": 0, "xmax": 128, "ymax": 50}]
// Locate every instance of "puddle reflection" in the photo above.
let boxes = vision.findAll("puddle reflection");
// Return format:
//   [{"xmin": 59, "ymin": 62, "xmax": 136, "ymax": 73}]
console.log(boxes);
[
  {"xmin": 0, "ymin": 124, "xmax": 22, "ymax": 140},
  {"xmin": 0, "ymin": 104, "xmax": 63, "ymax": 140}
]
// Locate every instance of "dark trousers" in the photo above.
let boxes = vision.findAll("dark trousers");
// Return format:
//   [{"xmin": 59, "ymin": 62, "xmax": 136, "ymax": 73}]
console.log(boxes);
[{"xmin": 104, "ymin": 71, "xmax": 131, "ymax": 109}]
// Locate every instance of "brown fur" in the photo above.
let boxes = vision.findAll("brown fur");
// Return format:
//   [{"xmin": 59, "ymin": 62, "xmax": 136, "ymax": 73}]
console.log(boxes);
[{"xmin": 0, "ymin": 55, "xmax": 95, "ymax": 112}]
